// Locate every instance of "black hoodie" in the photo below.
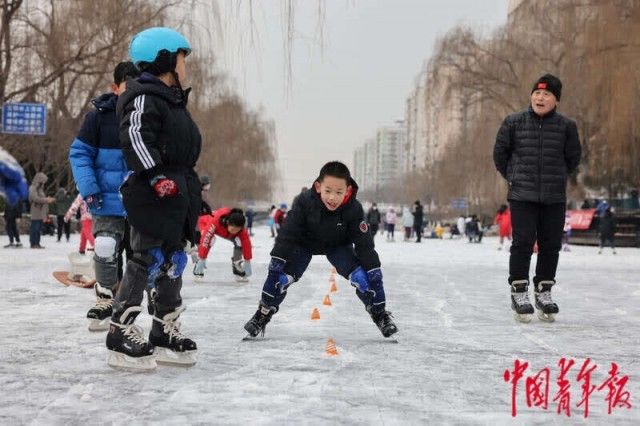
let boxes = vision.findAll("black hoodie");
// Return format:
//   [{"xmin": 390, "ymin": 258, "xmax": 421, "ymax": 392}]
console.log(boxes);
[
  {"xmin": 271, "ymin": 178, "xmax": 380, "ymax": 271},
  {"xmin": 116, "ymin": 73, "xmax": 202, "ymax": 244}
]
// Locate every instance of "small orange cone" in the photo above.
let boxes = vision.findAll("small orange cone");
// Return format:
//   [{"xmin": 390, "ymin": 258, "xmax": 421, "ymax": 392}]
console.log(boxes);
[
  {"xmin": 322, "ymin": 294, "xmax": 332, "ymax": 306},
  {"xmin": 311, "ymin": 307, "xmax": 321, "ymax": 320},
  {"xmin": 326, "ymin": 338, "xmax": 338, "ymax": 356},
  {"xmin": 329, "ymin": 281, "xmax": 338, "ymax": 293}
]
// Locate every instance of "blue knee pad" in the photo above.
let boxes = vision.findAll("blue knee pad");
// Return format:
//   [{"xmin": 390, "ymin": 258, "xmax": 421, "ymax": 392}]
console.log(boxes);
[
  {"xmin": 147, "ymin": 247, "xmax": 165, "ymax": 288},
  {"xmin": 349, "ymin": 266, "xmax": 370, "ymax": 293},
  {"xmin": 167, "ymin": 250, "xmax": 188, "ymax": 279}
]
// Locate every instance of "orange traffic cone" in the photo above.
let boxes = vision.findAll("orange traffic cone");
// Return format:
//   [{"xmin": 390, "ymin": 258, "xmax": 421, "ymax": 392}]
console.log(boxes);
[
  {"xmin": 311, "ymin": 307, "xmax": 321, "ymax": 320},
  {"xmin": 329, "ymin": 281, "xmax": 337, "ymax": 293},
  {"xmin": 326, "ymin": 338, "xmax": 338, "ymax": 356},
  {"xmin": 322, "ymin": 294, "xmax": 332, "ymax": 306}
]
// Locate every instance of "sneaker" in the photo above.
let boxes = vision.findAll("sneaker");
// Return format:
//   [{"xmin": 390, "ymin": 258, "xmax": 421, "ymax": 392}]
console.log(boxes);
[
  {"xmin": 87, "ymin": 283, "xmax": 114, "ymax": 331},
  {"xmin": 369, "ymin": 309, "xmax": 398, "ymax": 337},
  {"xmin": 106, "ymin": 306, "xmax": 155, "ymax": 370},
  {"xmin": 149, "ymin": 306, "xmax": 197, "ymax": 365},
  {"xmin": 244, "ymin": 301, "xmax": 277, "ymax": 337},
  {"xmin": 3, "ymin": 243, "xmax": 14, "ymax": 248},
  {"xmin": 15, "ymin": 242, "xmax": 22, "ymax": 248}
]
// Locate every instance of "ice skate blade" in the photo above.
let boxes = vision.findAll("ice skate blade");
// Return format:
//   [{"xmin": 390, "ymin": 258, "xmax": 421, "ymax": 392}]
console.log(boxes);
[
  {"xmin": 235, "ymin": 276, "xmax": 249, "ymax": 283},
  {"xmin": 513, "ymin": 313, "xmax": 533, "ymax": 323},
  {"xmin": 154, "ymin": 347, "xmax": 197, "ymax": 366},
  {"xmin": 107, "ymin": 350, "xmax": 156, "ymax": 370},
  {"xmin": 537, "ymin": 311, "xmax": 556, "ymax": 323},
  {"xmin": 194, "ymin": 276, "xmax": 203, "ymax": 283},
  {"xmin": 88, "ymin": 318, "xmax": 110, "ymax": 332},
  {"xmin": 242, "ymin": 333, "xmax": 265, "ymax": 341}
]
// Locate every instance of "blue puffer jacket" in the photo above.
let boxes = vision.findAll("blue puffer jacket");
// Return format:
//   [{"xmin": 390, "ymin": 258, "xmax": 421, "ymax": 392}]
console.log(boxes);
[{"xmin": 69, "ymin": 93, "xmax": 128, "ymax": 217}]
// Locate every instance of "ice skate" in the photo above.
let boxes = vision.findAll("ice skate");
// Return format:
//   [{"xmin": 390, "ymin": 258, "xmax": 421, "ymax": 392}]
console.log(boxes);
[
  {"xmin": 87, "ymin": 283, "xmax": 114, "ymax": 331},
  {"xmin": 244, "ymin": 301, "xmax": 277, "ymax": 337},
  {"xmin": 510, "ymin": 280, "xmax": 534, "ymax": 323},
  {"xmin": 149, "ymin": 306, "xmax": 197, "ymax": 366},
  {"xmin": 369, "ymin": 309, "xmax": 398, "ymax": 338},
  {"xmin": 534, "ymin": 280, "xmax": 559, "ymax": 323},
  {"xmin": 235, "ymin": 275, "xmax": 249, "ymax": 283},
  {"xmin": 106, "ymin": 306, "xmax": 156, "ymax": 370}
]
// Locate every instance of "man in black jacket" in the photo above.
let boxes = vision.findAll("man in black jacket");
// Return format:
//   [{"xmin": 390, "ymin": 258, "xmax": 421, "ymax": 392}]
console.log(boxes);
[
  {"xmin": 493, "ymin": 74, "xmax": 581, "ymax": 323},
  {"xmin": 107, "ymin": 27, "xmax": 202, "ymax": 369},
  {"xmin": 412, "ymin": 200, "xmax": 424, "ymax": 242},
  {"xmin": 244, "ymin": 161, "xmax": 398, "ymax": 338},
  {"xmin": 366, "ymin": 203, "xmax": 381, "ymax": 237}
]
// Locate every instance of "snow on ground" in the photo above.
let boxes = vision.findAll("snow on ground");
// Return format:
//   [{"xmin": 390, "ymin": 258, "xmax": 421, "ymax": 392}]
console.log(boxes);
[{"xmin": 0, "ymin": 227, "xmax": 638, "ymax": 425}]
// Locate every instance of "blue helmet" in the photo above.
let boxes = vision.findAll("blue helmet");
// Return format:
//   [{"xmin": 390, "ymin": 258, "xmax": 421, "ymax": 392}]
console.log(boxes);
[
  {"xmin": 129, "ymin": 27, "xmax": 191, "ymax": 69},
  {"xmin": 280, "ymin": 203, "xmax": 287, "ymax": 209}
]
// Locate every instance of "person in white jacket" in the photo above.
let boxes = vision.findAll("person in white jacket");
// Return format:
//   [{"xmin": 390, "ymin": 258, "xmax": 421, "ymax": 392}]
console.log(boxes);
[{"xmin": 402, "ymin": 206, "xmax": 414, "ymax": 241}]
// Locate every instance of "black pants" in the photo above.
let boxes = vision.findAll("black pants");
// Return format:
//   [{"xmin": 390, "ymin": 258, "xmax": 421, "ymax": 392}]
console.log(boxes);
[
  {"xmin": 509, "ymin": 201, "xmax": 565, "ymax": 283},
  {"xmin": 414, "ymin": 223, "xmax": 422, "ymax": 242},
  {"xmin": 5, "ymin": 217, "xmax": 20, "ymax": 243},
  {"xmin": 56, "ymin": 215, "xmax": 70, "ymax": 241}
]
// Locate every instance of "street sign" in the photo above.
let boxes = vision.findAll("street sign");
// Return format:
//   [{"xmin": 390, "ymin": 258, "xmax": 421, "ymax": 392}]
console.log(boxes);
[
  {"xmin": 451, "ymin": 197, "xmax": 468, "ymax": 210},
  {"xmin": 1, "ymin": 102, "xmax": 47, "ymax": 135}
]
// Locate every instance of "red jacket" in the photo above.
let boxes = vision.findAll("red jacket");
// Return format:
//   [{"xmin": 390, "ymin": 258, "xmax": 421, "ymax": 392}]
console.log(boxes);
[
  {"xmin": 273, "ymin": 208, "xmax": 286, "ymax": 225},
  {"xmin": 197, "ymin": 207, "xmax": 252, "ymax": 260},
  {"xmin": 494, "ymin": 210, "xmax": 512, "ymax": 238}
]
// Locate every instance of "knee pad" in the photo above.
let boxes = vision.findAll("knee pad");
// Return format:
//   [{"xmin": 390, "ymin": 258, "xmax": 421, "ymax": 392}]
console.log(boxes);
[
  {"xmin": 146, "ymin": 247, "xmax": 165, "ymax": 288},
  {"xmin": 167, "ymin": 250, "xmax": 188, "ymax": 279},
  {"xmin": 94, "ymin": 234, "xmax": 118, "ymax": 261},
  {"xmin": 349, "ymin": 266, "xmax": 370, "ymax": 293}
]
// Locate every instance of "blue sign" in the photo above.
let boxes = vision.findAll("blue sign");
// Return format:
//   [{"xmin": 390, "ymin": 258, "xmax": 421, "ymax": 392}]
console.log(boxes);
[
  {"xmin": 451, "ymin": 198, "xmax": 468, "ymax": 209},
  {"xmin": 2, "ymin": 103, "xmax": 47, "ymax": 135}
]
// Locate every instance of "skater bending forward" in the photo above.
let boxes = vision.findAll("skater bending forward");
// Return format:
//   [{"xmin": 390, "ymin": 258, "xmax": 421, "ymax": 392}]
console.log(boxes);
[
  {"xmin": 493, "ymin": 74, "xmax": 581, "ymax": 323},
  {"xmin": 244, "ymin": 161, "xmax": 398, "ymax": 338},
  {"xmin": 107, "ymin": 27, "xmax": 202, "ymax": 369},
  {"xmin": 193, "ymin": 207, "xmax": 253, "ymax": 282}
]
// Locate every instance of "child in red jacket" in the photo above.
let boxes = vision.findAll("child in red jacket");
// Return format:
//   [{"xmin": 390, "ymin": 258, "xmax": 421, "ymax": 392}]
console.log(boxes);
[
  {"xmin": 494, "ymin": 204, "xmax": 512, "ymax": 250},
  {"xmin": 64, "ymin": 194, "xmax": 95, "ymax": 254},
  {"xmin": 193, "ymin": 207, "xmax": 253, "ymax": 282}
]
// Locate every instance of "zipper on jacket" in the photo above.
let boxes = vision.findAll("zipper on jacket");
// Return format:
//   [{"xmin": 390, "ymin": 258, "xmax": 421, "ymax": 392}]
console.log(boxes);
[{"xmin": 538, "ymin": 118, "xmax": 543, "ymax": 203}]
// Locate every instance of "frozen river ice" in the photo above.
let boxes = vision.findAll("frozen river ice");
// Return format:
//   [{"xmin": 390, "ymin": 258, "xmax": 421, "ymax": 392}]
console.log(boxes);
[{"xmin": 0, "ymin": 227, "xmax": 638, "ymax": 425}]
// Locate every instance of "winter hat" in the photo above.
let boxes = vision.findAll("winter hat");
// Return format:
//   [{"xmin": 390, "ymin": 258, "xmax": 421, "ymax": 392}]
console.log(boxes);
[{"xmin": 531, "ymin": 73, "xmax": 562, "ymax": 101}]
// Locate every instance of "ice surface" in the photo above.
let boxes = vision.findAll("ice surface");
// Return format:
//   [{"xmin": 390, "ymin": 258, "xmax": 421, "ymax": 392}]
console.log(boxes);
[{"xmin": 0, "ymin": 228, "xmax": 638, "ymax": 425}]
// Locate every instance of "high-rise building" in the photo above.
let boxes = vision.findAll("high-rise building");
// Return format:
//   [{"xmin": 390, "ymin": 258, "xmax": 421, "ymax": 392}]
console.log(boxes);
[{"xmin": 353, "ymin": 121, "xmax": 406, "ymax": 199}]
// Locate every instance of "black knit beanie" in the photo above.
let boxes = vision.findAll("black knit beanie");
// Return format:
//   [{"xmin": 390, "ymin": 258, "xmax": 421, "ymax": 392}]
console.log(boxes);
[{"xmin": 531, "ymin": 73, "xmax": 562, "ymax": 101}]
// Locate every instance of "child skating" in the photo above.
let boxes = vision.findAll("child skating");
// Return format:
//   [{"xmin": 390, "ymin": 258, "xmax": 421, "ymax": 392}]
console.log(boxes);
[
  {"xmin": 193, "ymin": 207, "xmax": 253, "ymax": 282},
  {"xmin": 244, "ymin": 161, "xmax": 398, "ymax": 339}
]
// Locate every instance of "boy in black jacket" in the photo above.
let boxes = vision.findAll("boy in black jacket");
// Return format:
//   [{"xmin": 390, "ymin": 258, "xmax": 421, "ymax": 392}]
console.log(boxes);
[
  {"xmin": 244, "ymin": 161, "xmax": 398, "ymax": 338},
  {"xmin": 108, "ymin": 27, "xmax": 202, "ymax": 369},
  {"xmin": 493, "ymin": 74, "xmax": 581, "ymax": 323}
]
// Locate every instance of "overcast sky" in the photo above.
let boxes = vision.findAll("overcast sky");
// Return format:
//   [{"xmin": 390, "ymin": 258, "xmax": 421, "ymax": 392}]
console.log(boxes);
[{"xmin": 213, "ymin": 0, "xmax": 508, "ymax": 203}]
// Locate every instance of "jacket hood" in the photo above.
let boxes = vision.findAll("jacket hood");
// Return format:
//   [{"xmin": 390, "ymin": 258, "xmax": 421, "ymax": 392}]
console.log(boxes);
[
  {"xmin": 92, "ymin": 92, "xmax": 118, "ymax": 112},
  {"xmin": 33, "ymin": 172, "xmax": 48, "ymax": 185},
  {"xmin": 117, "ymin": 73, "xmax": 190, "ymax": 117}
]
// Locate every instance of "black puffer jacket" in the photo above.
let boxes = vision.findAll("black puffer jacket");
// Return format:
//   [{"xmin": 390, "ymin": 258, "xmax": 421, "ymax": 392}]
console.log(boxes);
[
  {"xmin": 117, "ymin": 73, "xmax": 202, "ymax": 245},
  {"xmin": 493, "ymin": 106, "xmax": 581, "ymax": 204},
  {"xmin": 271, "ymin": 179, "xmax": 381, "ymax": 271}
]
